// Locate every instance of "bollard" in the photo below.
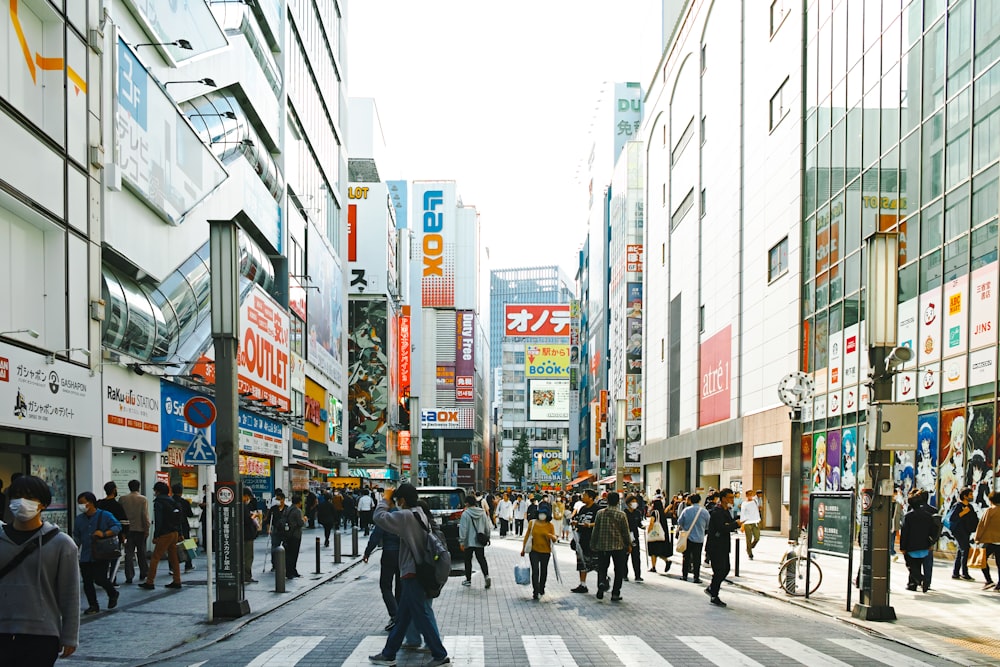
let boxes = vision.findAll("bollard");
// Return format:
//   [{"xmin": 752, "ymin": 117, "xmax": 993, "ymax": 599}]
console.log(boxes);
[
  {"xmin": 333, "ymin": 530, "xmax": 342, "ymax": 564},
  {"xmin": 734, "ymin": 536, "xmax": 740, "ymax": 577},
  {"xmin": 315, "ymin": 536, "xmax": 322, "ymax": 574},
  {"xmin": 273, "ymin": 545, "xmax": 286, "ymax": 593},
  {"xmin": 351, "ymin": 526, "xmax": 360, "ymax": 557}
]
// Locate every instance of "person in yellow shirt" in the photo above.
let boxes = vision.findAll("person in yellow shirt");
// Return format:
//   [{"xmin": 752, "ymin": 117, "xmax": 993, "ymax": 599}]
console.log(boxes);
[{"xmin": 521, "ymin": 508, "xmax": 558, "ymax": 600}]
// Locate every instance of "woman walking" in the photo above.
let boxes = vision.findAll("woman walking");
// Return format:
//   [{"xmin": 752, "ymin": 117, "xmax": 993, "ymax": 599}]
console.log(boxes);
[
  {"xmin": 458, "ymin": 495, "xmax": 493, "ymax": 588},
  {"xmin": 623, "ymin": 493, "xmax": 644, "ymax": 582},
  {"xmin": 521, "ymin": 506, "xmax": 557, "ymax": 600},
  {"xmin": 975, "ymin": 490, "xmax": 1000, "ymax": 589},
  {"xmin": 646, "ymin": 496, "xmax": 672, "ymax": 573}
]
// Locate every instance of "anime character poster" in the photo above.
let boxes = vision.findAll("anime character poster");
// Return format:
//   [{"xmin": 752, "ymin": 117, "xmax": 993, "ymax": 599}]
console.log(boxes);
[
  {"xmin": 812, "ymin": 433, "xmax": 829, "ymax": 492},
  {"xmin": 915, "ymin": 413, "xmax": 938, "ymax": 506},
  {"xmin": 826, "ymin": 431, "xmax": 842, "ymax": 491},
  {"xmin": 347, "ymin": 300, "xmax": 389, "ymax": 464},
  {"xmin": 966, "ymin": 403, "xmax": 995, "ymax": 517},
  {"xmin": 841, "ymin": 427, "xmax": 858, "ymax": 491},
  {"xmin": 939, "ymin": 407, "xmax": 966, "ymax": 514}
]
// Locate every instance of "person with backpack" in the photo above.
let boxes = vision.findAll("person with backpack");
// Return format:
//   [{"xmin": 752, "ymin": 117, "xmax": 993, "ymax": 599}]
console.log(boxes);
[
  {"xmin": 368, "ymin": 483, "xmax": 450, "ymax": 667},
  {"xmin": 458, "ymin": 494, "xmax": 493, "ymax": 589},
  {"xmin": 139, "ymin": 482, "xmax": 182, "ymax": 590},
  {"xmin": 900, "ymin": 489, "xmax": 940, "ymax": 592},
  {"xmin": 171, "ymin": 484, "xmax": 195, "ymax": 573}
]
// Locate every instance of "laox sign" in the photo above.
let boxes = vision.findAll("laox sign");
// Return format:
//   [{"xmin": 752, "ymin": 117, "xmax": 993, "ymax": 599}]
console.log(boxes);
[
  {"xmin": 423, "ymin": 410, "xmax": 460, "ymax": 423},
  {"xmin": 422, "ymin": 190, "xmax": 445, "ymax": 277}
]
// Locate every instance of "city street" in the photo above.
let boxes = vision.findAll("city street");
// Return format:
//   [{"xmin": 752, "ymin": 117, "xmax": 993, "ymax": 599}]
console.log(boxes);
[{"xmin": 72, "ymin": 535, "xmax": 954, "ymax": 667}]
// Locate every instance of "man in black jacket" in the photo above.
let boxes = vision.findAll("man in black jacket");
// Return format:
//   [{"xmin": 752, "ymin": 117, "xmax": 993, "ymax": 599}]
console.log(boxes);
[
  {"xmin": 900, "ymin": 489, "xmax": 939, "ymax": 592},
  {"xmin": 242, "ymin": 487, "xmax": 259, "ymax": 583},
  {"xmin": 949, "ymin": 486, "xmax": 979, "ymax": 581},
  {"xmin": 171, "ymin": 484, "xmax": 195, "ymax": 572},
  {"xmin": 139, "ymin": 482, "xmax": 182, "ymax": 590},
  {"xmin": 95, "ymin": 481, "xmax": 129, "ymax": 583},
  {"xmin": 705, "ymin": 488, "xmax": 742, "ymax": 607}
]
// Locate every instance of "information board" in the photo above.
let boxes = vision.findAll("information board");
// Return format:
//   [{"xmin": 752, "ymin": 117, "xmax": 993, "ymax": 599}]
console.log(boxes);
[{"xmin": 808, "ymin": 492, "xmax": 854, "ymax": 557}]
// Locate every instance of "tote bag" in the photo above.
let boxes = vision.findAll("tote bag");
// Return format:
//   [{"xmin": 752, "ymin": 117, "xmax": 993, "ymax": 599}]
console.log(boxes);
[
  {"xmin": 647, "ymin": 518, "xmax": 666, "ymax": 543},
  {"xmin": 968, "ymin": 545, "xmax": 989, "ymax": 570}
]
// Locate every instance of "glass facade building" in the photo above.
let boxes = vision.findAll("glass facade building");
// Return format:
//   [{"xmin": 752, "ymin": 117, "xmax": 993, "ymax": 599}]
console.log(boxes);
[{"xmin": 802, "ymin": 1, "xmax": 1000, "ymax": 525}]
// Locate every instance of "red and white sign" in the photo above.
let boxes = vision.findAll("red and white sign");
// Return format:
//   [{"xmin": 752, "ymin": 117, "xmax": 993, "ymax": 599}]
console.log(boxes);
[
  {"xmin": 626, "ymin": 244, "xmax": 643, "ymax": 272},
  {"xmin": 398, "ymin": 430, "xmax": 411, "ymax": 453},
  {"xmin": 398, "ymin": 311, "xmax": 411, "ymax": 392},
  {"xmin": 699, "ymin": 325, "xmax": 732, "ymax": 427},
  {"xmin": 504, "ymin": 304, "xmax": 571, "ymax": 337}
]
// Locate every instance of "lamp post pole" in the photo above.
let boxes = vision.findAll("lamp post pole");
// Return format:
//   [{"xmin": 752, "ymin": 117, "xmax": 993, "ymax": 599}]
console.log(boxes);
[{"xmin": 615, "ymin": 399, "xmax": 626, "ymax": 491}]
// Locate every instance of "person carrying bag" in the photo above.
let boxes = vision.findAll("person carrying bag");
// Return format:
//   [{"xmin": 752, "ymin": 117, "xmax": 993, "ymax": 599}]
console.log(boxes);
[{"xmin": 646, "ymin": 499, "xmax": 672, "ymax": 573}]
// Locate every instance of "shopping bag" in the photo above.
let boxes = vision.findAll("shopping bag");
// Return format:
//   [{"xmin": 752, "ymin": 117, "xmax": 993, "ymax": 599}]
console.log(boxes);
[
  {"xmin": 514, "ymin": 556, "xmax": 531, "ymax": 585},
  {"xmin": 182, "ymin": 538, "xmax": 198, "ymax": 561},
  {"xmin": 647, "ymin": 520, "xmax": 666, "ymax": 543},
  {"xmin": 675, "ymin": 528, "xmax": 690, "ymax": 553},
  {"xmin": 968, "ymin": 545, "xmax": 988, "ymax": 570}
]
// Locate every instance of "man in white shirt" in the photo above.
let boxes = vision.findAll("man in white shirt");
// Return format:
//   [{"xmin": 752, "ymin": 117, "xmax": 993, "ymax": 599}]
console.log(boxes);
[
  {"xmin": 739, "ymin": 489, "xmax": 762, "ymax": 559},
  {"xmin": 357, "ymin": 491, "xmax": 376, "ymax": 536},
  {"xmin": 512, "ymin": 494, "xmax": 527, "ymax": 536}
]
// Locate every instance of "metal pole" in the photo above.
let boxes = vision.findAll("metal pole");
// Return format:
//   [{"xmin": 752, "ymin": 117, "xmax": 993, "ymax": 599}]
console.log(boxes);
[
  {"xmin": 274, "ymin": 545, "xmax": 286, "ymax": 593},
  {"xmin": 315, "ymin": 537, "xmax": 321, "ymax": 574},
  {"xmin": 351, "ymin": 526, "xmax": 359, "ymax": 557},
  {"xmin": 206, "ymin": 465, "xmax": 214, "ymax": 622},
  {"xmin": 788, "ymin": 408, "xmax": 803, "ymax": 542},
  {"xmin": 333, "ymin": 529, "xmax": 342, "ymax": 564},
  {"xmin": 734, "ymin": 535, "xmax": 740, "ymax": 577},
  {"xmin": 805, "ymin": 548, "xmax": 811, "ymax": 600}
]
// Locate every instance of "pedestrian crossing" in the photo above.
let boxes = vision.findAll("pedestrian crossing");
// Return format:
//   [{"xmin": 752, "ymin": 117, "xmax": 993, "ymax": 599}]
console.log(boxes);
[{"xmin": 202, "ymin": 633, "xmax": 935, "ymax": 667}]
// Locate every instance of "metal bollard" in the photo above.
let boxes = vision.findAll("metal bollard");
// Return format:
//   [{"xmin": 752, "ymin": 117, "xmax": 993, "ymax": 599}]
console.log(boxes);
[
  {"xmin": 273, "ymin": 545, "xmax": 286, "ymax": 593},
  {"xmin": 351, "ymin": 526, "xmax": 360, "ymax": 557},
  {"xmin": 333, "ymin": 530, "xmax": 342, "ymax": 564},
  {"xmin": 734, "ymin": 536, "xmax": 740, "ymax": 577},
  {"xmin": 315, "ymin": 536, "xmax": 321, "ymax": 574}
]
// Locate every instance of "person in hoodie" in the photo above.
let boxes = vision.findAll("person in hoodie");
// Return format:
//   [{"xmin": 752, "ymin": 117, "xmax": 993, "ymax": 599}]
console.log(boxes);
[
  {"xmin": 458, "ymin": 494, "xmax": 493, "ymax": 589},
  {"xmin": 0, "ymin": 475, "xmax": 80, "ymax": 665}
]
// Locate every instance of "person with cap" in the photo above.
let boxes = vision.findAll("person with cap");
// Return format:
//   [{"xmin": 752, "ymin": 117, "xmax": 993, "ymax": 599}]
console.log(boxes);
[{"xmin": 242, "ymin": 487, "xmax": 259, "ymax": 583}]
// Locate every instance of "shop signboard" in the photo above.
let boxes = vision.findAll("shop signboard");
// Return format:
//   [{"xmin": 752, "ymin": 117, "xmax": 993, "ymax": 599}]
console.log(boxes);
[
  {"xmin": 161, "ymin": 381, "xmax": 216, "ymax": 450},
  {"xmin": 528, "ymin": 379, "xmax": 570, "ymax": 421},
  {"xmin": 808, "ymin": 492, "xmax": 854, "ymax": 557},
  {"xmin": 504, "ymin": 304, "xmax": 572, "ymax": 337},
  {"xmin": 103, "ymin": 364, "xmax": 161, "ymax": 451},
  {"xmin": 456, "ymin": 310, "xmax": 475, "ymax": 401},
  {"xmin": 238, "ymin": 410, "xmax": 283, "ymax": 458},
  {"xmin": 0, "ymin": 342, "xmax": 100, "ymax": 437}
]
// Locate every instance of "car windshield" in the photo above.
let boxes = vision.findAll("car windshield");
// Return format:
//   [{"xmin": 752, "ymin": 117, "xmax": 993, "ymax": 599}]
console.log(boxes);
[{"xmin": 420, "ymin": 491, "xmax": 464, "ymax": 511}]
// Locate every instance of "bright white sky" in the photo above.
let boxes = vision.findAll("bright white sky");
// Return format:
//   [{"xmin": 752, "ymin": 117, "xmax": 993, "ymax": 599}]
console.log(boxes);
[{"xmin": 347, "ymin": 1, "xmax": 664, "ymax": 279}]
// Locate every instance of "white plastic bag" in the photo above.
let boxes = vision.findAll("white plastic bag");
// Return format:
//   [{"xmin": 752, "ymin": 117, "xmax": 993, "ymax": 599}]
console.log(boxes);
[{"xmin": 514, "ymin": 556, "xmax": 531, "ymax": 585}]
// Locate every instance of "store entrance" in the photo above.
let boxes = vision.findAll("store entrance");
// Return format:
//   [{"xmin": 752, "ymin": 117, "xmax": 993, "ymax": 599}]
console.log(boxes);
[{"xmin": 753, "ymin": 455, "xmax": 782, "ymax": 529}]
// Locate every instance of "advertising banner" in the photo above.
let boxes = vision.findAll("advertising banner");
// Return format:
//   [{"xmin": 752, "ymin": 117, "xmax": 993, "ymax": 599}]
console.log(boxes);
[
  {"xmin": 0, "ymin": 343, "xmax": 100, "ymax": 437},
  {"xmin": 240, "ymin": 454, "xmax": 274, "ymax": 499},
  {"xmin": 102, "ymin": 364, "xmax": 161, "ymax": 451},
  {"xmin": 613, "ymin": 82, "xmax": 643, "ymax": 160},
  {"xmin": 918, "ymin": 363, "xmax": 939, "ymax": 398},
  {"xmin": 970, "ymin": 261, "xmax": 998, "ymax": 349},
  {"xmin": 525, "ymin": 344, "xmax": 570, "ymax": 378},
  {"xmin": 969, "ymin": 346, "xmax": 996, "ymax": 387},
  {"xmin": 918, "ymin": 287, "xmax": 942, "ymax": 365},
  {"xmin": 941, "ymin": 355, "xmax": 967, "ymax": 393},
  {"xmin": 916, "ymin": 413, "xmax": 939, "ymax": 506},
  {"xmin": 291, "ymin": 427, "xmax": 309, "ymax": 461},
  {"xmin": 160, "ymin": 381, "xmax": 215, "ymax": 451},
  {"xmin": 625, "ymin": 424, "xmax": 642, "ymax": 463},
  {"xmin": 809, "ymin": 493, "xmax": 854, "ymax": 557},
  {"xmin": 626, "ymin": 318, "xmax": 642, "ymax": 375},
  {"xmin": 420, "ymin": 407, "xmax": 474, "ymax": 430},
  {"xmin": 436, "ymin": 364, "xmax": 455, "ymax": 388},
  {"xmin": 828, "ymin": 330, "xmax": 842, "ymax": 390},
  {"xmin": 114, "ymin": 39, "xmax": 227, "ymax": 225},
  {"xmin": 528, "ymin": 379, "xmax": 570, "ymax": 421},
  {"xmin": 415, "ymin": 181, "xmax": 456, "ymax": 307},
  {"xmin": 942, "ymin": 275, "xmax": 968, "ymax": 358},
  {"xmin": 842, "ymin": 324, "xmax": 859, "ymax": 387},
  {"xmin": 504, "ymin": 304, "xmax": 572, "ymax": 337},
  {"xmin": 626, "ymin": 244, "xmax": 644, "ymax": 273},
  {"xmin": 456, "ymin": 310, "xmax": 475, "ymax": 401},
  {"xmin": 239, "ymin": 285, "xmax": 290, "ymax": 411},
  {"xmin": 348, "ymin": 299, "xmax": 389, "ymax": 463},
  {"xmin": 897, "ymin": 297, "xmax": 918, "ymax": 367},
  {"xmin": 699, "ymin": 325, "xmax": 732, "ymax": 427},
  {"xmin": 532, "ymin": 448, "xmax": 564, "ymax": 481},
  {"xmin": 625, "ymin": 374, "xmax": 642, "ymax": 420},
  {"xmin": 841, "ymin": 427, "xmax": 859, "ymax": 490},
  {"xmin": 308, "ymin": 228, "xmax": 344, "ymax": 386},
  {"xmin": 238, "ymin": 411, "xmax": 283, "ymax": 457},
  {"xmin": 387, "ymin": 180, "xmax": 408, "ymax": 230},
  {"xmin": 304, "ymin": 378, "xmax": 326, "ymax": 443},
  {"xmin": 398, "ymin": 310, "xmax": 411, "ymax": 395}
]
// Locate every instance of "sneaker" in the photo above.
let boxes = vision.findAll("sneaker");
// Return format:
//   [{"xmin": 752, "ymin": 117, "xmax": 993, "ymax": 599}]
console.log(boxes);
[
  {"xmin": 124, "ymin": 579, "xmax": 133, "ymax": 584},
  {"xmin": 532, "ymin": 593, "xmax": 539, "ymax": 600},
  {"xmin": 961, "ymin": 575, "xmax": 974, "ymax": 581},
  {"xmin": 570, "ymin": 585, "xmax": 589, "ymax": 594},
  {"xmin": 623, "ymin": 576, "xmax": 629, "ymax": 582},
  {"xmin": 984, "ymin": 582, "xmax": 996, "ymax": 590},
  {"xmin": 692, "ymin": 578, "xmax": 703, "ymax": 584},
  {"xmin": 610, "ymin": 594, "xmax": 622, "ymax": 602},
  {"xmin": 648, "ymin": 567, "xmax": 657, "ymax": 573},
  {"xmin": 596, "ymin": 588, "xmax": 605, "ymax": 600},
  {"xmin": 185, "ymin": 564, "xmax": 195, "ymax": 572},
  {"xmin": 710, "ymin": 596, "xmax": 727, "ymax": 607},
  {"xmin": 635, "ymin": 577, "xmax": 644, "ymax": 582},
  {"xmin": 422, "ymin": 658, "xmax": 450, "ymax": 667},
  {"xmin": 747, "ymin": 554, "xmax": 754, "ymax": 560},
  {"xmin": 485, "ymin": 576, "xmax": 492, "ymax": 589},
  {"xmin": 461, "ymin": 580, "xmax": 472, "ymax": 587},
  {"xmin": 108, "ymin": 591, "xmax": 120, "ymax": 609},
  {"xmin": 368, "ymin": 654, "xmax": 396, "ymax": 666},
  {"xmin": 952, "ymin": 575, "xmax": 962, "ymax": 580},
  {"xmin": 165, "ymin": 582, "xmax": 182, "ymax": 589},
  {"xmin": 83, "ymin": 606, "xmax": 100, "ymax": 615},
  {"xmin": 138, "ymin": 583, "xmax": 155, "ymax": 590},
  {"xmin": 681, "ymin": 576, "xmax": 688, "ymax": 582}
]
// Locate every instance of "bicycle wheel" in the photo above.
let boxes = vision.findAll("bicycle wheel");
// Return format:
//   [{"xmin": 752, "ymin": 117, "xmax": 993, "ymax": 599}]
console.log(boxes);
[{"xmin": 778, "ymin": 557, "xmax": 822, "ymax": 596}]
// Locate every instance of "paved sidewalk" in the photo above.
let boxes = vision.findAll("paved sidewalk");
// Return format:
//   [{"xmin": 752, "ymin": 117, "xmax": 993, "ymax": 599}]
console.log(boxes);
[
  {"xmin": 71, "ymin": 527, "xmax": 365, "ymax": 667},
  {"xmin": 649, "ymin": 531, "xmax": 1000, "ymax": 666}
]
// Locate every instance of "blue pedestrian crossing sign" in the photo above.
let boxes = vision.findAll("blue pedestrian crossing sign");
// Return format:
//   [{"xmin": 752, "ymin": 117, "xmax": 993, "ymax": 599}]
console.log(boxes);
[{"xmin": 183, "ymin": 430, "xmax": 216, "ymax": 465}]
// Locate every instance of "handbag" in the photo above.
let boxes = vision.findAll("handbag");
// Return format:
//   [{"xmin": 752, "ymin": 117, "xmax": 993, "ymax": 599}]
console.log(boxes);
[
  {"xmin": 92, "ymin": 510, "xmax": 121, "ymax": 560},
  {"xmin": 182, "ymin": 537, "xmax": 198, "ymax": 561},
  {"xmin": 647, "ymin": 519, "xmax": 666, "ymax": 543},
  {"xmin": 968, "ymin": 544, "xmax": 989, "ymax": 570},
  {"xmin": 675, "ymin": 506, "xmax": 705, "ymax": 554},
  {"xmin": 523, "ymin": 519, "xmax": 535, "ymax": 553}
]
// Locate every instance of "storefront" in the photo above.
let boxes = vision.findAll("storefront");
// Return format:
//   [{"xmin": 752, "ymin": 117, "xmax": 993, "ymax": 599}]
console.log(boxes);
[
  {"xmin": 0, "ymin": 342, "xmax": 102, "ymax": 531},
  {"xmin": 160, "ymin": 380, "xmax": 215, "ymax": 496},
  {"xmin": 238, "ymin": 409, "xmax": 284, "ymax": 504},
  {"xmin": 104, "ymin": 364, "xmax": 162, "ymax": 495}
]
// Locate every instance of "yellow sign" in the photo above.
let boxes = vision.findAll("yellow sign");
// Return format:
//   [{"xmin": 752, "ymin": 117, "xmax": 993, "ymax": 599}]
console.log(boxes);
[
  {"xmin": 327, "ymin": 476, "xmax": 361, "ymax": 489},
  {"xmin": 525, "ymin": 344, "xmax": 570, "ymax": 378}
]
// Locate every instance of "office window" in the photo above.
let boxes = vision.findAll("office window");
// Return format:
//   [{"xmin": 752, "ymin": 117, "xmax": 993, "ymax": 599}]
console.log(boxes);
[
  {"xmin": 770, "ymin": 0, "xmax": 790, "ymax": 36},
  {"xmin": 700, "ymin": 189, "xmax": 707, "ymax": 217},
  {"xmin": 770, "ymin": 77, "xmax": 790, "ymax": 130},
  {"xmin": 769, "ymin": 237, "xmax": 789, "ymax": 281},
  {"xmin": 662, "ymin": 183, "xmax": 667, "ymax": 207},
  {"xmin": 671, "ymin": 188, "xmax": 694, "ymax": 229},
  {"xmin": 700, "ymin": 44, "xmax": 707, "ymax": 73},
  {"xmin": 701, "ymin": 115, "xmax": 706, "ymax": 144}
]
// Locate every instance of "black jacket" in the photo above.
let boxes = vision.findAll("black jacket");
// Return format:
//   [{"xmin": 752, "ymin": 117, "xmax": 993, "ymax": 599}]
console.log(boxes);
[
  {"xmin": 947, "ymin": 502, "xmax": 979, "ymax": 541},
  {"xmin": 706, "ymin": 504, "xmax": 739, "ymax": 552},
  {"xmin": 153, "ymin": 494, "xmax": 181, "ymax": 538},
  {"xmin": 900, "ymin": 503, "xmax": 938, "ymax": 552},
  {"xmin": 317, "ymin": 500, "xmax": 336, "ymax": 527},
  {"xmin": 172, "ymin": 494, "xmax": 194, "ymax": 538}
]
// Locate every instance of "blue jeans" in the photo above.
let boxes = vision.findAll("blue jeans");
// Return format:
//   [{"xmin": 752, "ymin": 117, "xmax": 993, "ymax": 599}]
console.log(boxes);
[
  {"xmin": 403, "ymin": 596, "xmax": 437, "ymax": 645},
  {"xmin": 382, "ymin": 577, "xmax": 447, "ymax": 660}
]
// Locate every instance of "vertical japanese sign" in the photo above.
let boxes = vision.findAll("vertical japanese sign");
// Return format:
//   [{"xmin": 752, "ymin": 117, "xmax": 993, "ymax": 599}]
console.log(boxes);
[
  {"xmin": 942, "ymin": 275, "xmax": 968, "ymax": 358},
  {"xmin": 970, "ymin": 262, "xmax": 998, "ymax": 349},
  {"xmin": 455, "ymin": 310, "xmax": 475, "ymax": 401},
  {"xmin": 213, "ymin": 481, "xmax": 239, "ymax": 584},
  {"xmin": 398, "ymin": 307, "xmax": 411, "ymax": 422}
]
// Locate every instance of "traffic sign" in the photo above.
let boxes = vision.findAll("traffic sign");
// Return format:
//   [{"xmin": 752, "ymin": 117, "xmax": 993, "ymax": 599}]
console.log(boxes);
[
  {"xmin": 461, "ymin": 454, "xmax": 471, "ymax": 464},
  {"xmin": 184, "ymin": 397, "xmax": 217, "ymax": 429},
  {"xmin": 471, "ymin": 454, "xmax": 480, "ymax": 464},
  {"xmin": 183, "ymin": 430, "xmax": 216, "ymax": 465}
]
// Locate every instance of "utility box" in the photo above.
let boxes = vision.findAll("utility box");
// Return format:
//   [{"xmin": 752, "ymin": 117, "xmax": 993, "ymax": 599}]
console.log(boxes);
[{"xmin": 865, "ymin": 402, "xmax": 918, "ymax": 451}]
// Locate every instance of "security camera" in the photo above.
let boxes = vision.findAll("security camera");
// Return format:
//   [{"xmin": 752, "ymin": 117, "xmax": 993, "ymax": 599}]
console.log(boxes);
[{"xmin": 884, "ymin": 345, "xmax": 913, "ymax": 372}]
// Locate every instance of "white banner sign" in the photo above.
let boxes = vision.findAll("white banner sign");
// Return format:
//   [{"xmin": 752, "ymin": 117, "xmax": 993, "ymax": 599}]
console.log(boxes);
[
  {"xmin": 897, "ymin": 297, "xmax": 918, "ymax": 368},
  {"xmin": 970, "ymin": 262, "xmax": 998, "ymax": 349},
  {"xmin": 942, "ymin": 275, "xmax": 968, "ymax": 358},
  {"xmin": 103, "ymin": 364, "xmax": 161, "ymax": 451},
  {"xmin": 918, "ymin": 287, "xmax": 942, "ymax": 365},
  {"xmin": 828, "ymin": 330, "xmax": 843, "ymax": 390},
  {"xmin": 941, "ymin": 355, "xmax": 967, "ymax": 392},
  {"xmin": 969, "ymin": 347, "xmax": 996, "ymax": 387},
  {"xmin": 842, "ymin": 324, "xmax": 860, "ymax": 387}
]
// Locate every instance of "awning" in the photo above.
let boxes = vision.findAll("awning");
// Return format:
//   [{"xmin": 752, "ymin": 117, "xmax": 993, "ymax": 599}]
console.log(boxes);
[
  {"xmin": 292, "ymin": 461, "xmax": 332, "ymax": 474},
  {"xmin": 598, "ymin": 474, "xmax": 634, "ymax": 485},
  {"xmin": 567, "ymin": 473, "xmax": 595, "ymax": 488}
]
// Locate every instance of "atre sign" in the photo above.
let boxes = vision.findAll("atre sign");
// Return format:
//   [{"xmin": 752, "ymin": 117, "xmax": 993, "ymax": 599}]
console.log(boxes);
[{"xmin": 420, "ymin": 407, "xmax": 474, "ymax": 430}]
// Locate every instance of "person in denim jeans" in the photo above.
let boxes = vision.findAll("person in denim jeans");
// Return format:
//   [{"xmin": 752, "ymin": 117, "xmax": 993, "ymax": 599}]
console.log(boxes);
[
  {"xmin": 948, "ymin": 487, "xmax": 979, "ymax": 581},
  {"xmin": 676, "ymin": 493, "xmax": 710, "ymax": 584},
  {"xmin": 899, "ymin": 489, "xmax": 938, "ymax": 592}
]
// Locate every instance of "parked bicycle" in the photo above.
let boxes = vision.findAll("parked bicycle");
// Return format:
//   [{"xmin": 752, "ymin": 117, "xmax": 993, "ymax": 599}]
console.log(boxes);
[{"xmin": 778, "ymin": 535, "xmax": 822, "ymax": 596}]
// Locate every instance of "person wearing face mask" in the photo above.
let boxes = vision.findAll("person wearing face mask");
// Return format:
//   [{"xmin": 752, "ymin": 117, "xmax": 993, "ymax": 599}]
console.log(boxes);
[
  {"xmin": 0, "ymin": 475, "xmax": 79, "ymax": 665},
  {"xmin": 622, "ymin": 494, "xmax": 644, "ymax": 582},
  {"xmin": 521, "ymin": 502, "xmax": 557, "ymax": 600},
  {"xmin": 458, "ymin": 494, "xmax": 493, "ymax": 588},
  {"xmin": 266, "ymin": 491, "xmax": 290, "ymax": 573},
  {"xmin": 73, "ymin": 491, "xmax": 122, "ymax": 613},
  {"xmin": 705, "ymin": 488, "xmax": 742, "ymax": 607}
]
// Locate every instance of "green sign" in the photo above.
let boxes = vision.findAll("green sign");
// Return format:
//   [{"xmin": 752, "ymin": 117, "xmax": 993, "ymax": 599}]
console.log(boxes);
[{"xmin": 808, "ymin": 492, "xmax": 854, "ymax": 557}]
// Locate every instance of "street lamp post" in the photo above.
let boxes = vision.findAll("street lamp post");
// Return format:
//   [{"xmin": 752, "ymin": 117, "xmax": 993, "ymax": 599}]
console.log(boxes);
[{"xmin": 615, "ymin": 399, "xmax": 626, "ymax": 491}]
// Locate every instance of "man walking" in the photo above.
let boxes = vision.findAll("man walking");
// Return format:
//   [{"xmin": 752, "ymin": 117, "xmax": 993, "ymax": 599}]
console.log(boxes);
[
  {"xmin": 358, "ymin": 489, "xmax": 376, "ymax": 536},
  {"xmin": 118, "ymin": 479, "xmax": 149, "ymax": 584},
  {"xmin": 364, "ymin": 494, "xmax": 401, "ymax": 632},
  {"xmin": 242, "ymin": 487, "xmax": 259, "ymax": 583},
  {"xmin": 570, "ymin": 489, "xmax": 599, "ymax": 594},
  {"xmin": 139, "ymin": 482, "xmax": 182, "ymax": 590},
  {"xmin": 740, "ymin": 489, "xmax": 762, "ymax": 560},
  {"xmin": 512, "ymin": 494, "xmax": 527, "ymax": 536},
  {"xmin": 591, "ymin": 492, "xmax": 631, "ymax": 602},
  {"xmin": 677, "ymin": 493, "xmax": 710, "ymax": 583},
  {"xmin": 705, "ymin": 488, "xmax": 741, "ymax": 607},
  {"xmin": 368, "ymin": 484, "xmax": 450, "ymax": 667},
  {"xmin": 171, "ymin": 484, "xmax": 195, "ymax": 572},
  {"xmin": 95, "ymin": 481, "xmax": 129, "ymax": 583},
  {"xmin": 265, "ymin": 491, "xmax": 290, "ymax": 573}
]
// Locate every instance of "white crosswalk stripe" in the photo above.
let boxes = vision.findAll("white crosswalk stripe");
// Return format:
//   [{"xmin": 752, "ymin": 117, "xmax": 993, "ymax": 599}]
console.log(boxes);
[
  {"xmin": 827, "ymin": 638, "xmax": 932, "ymax": 667},
  {"xmin": 600, "ymin": 635, "xmax": 672, "ymax": 666},
  {"xmin": 443, "ymin": 635, "xmax": 485, "ymax": 666},
  {"xmin": 757, "ymin": 637, "xmax": 852, "ymax": 666},
  {"xmin": 677, "ymin": 636, "xmax": 765, "ymax": 667},
  {"xmin": 340, "ymin": 635, "xmax": 390, "ymax": 667},
  {"xmin": 522, "ymin": 635, "xmax": 578, "ymax": 666},
  {"xmin": 246, "ymin": 636, "xmax": 324, "ymax": 667}
]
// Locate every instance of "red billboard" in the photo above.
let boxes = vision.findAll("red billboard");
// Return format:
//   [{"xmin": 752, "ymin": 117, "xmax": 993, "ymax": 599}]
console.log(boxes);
[
  {"xmin": 398, "ymin": 310, "xmax": 411, "ymax": 392},
  {"xmin": 699, "ymin": 325, "xmax": 732, "ymax": 427},
  {"xmin": 456, "ymin": 310, "xmax": 475, "ymax": 401},
  {"xmin": 503, "ymin": 304, "xmax": 571, "ymax": 337}
]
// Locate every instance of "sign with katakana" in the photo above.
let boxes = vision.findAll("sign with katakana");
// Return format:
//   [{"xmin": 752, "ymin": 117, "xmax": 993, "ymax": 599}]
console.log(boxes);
[{"xmin": 503, "ymin": 304, "xmax": 571, "ymax": 337}]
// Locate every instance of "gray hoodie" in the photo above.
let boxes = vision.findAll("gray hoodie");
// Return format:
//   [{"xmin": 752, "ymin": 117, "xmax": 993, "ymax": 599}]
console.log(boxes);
[
  {"xmin": 458, "ymin": 506, "xmax": 492, "ymax": 548},
  {"xmin": 0, "ymin": 522, "xmax": 81, "ymax": 647},
  {"xmin": 373, "ymin": 499, "xmax": 431, "ymax": 578}
]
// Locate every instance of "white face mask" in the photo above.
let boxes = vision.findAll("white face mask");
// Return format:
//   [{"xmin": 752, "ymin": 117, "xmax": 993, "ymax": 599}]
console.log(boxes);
[
  {"xmin": 78, "ymin": 503, "xmax": 89, "ymax": 513},
  {"xmin": 629, "ymin": 502, "xmax": 638, "ymax": 509},
  {"xmin": 538, "ymin": 513, "xmax": 548, "ymax": 521},
  {"xmin": 10, "ymin": 498, "xmax": 42, "ymax": 522}
]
